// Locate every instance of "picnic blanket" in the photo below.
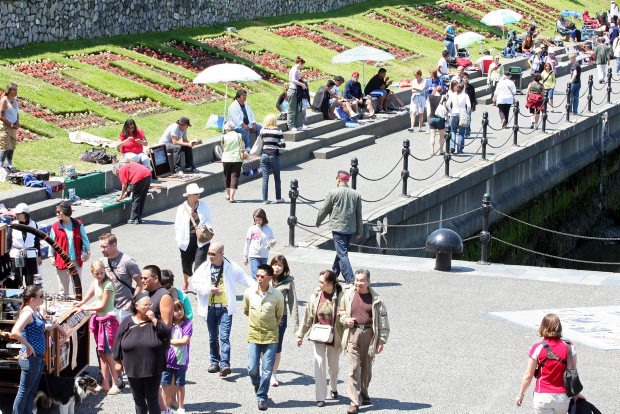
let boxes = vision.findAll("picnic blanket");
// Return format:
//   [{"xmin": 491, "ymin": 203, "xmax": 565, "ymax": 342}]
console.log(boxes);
[
  {"xmin": 158, "ymin": 173, "xmax": 202, "ymax": 182},
  {"xmin": 69, "ymin": 131, "xmax": 118, "ymax": 148}
]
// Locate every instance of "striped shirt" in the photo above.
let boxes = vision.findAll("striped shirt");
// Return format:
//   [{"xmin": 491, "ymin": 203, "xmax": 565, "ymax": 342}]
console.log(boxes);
[{"xmin": 259, "ymin": 127, "xmax": 284, "ymax": 156}]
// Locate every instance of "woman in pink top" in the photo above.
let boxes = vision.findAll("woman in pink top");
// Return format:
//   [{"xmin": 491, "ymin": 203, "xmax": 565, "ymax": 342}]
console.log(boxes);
[
  {"xmin": 117, "ymin": 119, "xmax": 151, "ymax": 169},
  {"xmin": 516, "ymin": 313, "xmax": 584, "ymax": 413}
]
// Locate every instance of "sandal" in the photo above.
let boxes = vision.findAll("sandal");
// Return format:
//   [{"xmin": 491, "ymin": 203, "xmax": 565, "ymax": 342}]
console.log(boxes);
[{"xmin": 181, "ymin": 282, "xmax": 189, "ymax": 292}]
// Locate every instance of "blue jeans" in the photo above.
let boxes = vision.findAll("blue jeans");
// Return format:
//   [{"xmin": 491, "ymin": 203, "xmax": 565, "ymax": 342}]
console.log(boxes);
[
  {"xmin": 570, "ymin": 83, "xmax": 581, "ymax": 114},
  {"xmin": 235, "ymin": 125, "xmax": 262, "ymax": 150},
  {"xmin": 13, "ymin": 354, "xmax": 43, "ymax": 414},
  {"xmin": 206, "ymin": 306, "xmax": 233, "ymax": 368},
  {"xmin": 249, "ymin": 257, "xmax": 268, "ymax": 280},
  {"xmin": 444, "ymin": 40, "xmax": 455, "ymax": 58},
  {"xmin": 260, "ymin": 154, "xmax": 282, "ymax": 201},
  {"xmin": 449, "ymin": 115, "xmax": 466, "ymax": 153},
  {"xmin": 616, "ymin": 57, "xmax": 620, "ymax": 74},
  {"xmin": 332, "ymin": 232, "xmax": 354, "ymax": 283},
  {"xmin": 247, "ymin": 342, "xmax": 277, "ymax": 402}
]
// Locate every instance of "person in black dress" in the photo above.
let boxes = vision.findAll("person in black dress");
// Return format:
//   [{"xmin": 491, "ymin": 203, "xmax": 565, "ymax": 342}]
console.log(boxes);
[{"xmin": 114, "ymin": 292, "xmax": 170, "ymax": 414}]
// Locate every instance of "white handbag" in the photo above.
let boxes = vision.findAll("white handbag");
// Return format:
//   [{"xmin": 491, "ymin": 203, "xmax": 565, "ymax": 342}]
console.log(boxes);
[
  {"xmin": 308, "ymin": 324, "xmax": 334, "ymax": 343},
  {"xmin": 249, "ymin": 136, "xmax": 263, "ymax": 156}
]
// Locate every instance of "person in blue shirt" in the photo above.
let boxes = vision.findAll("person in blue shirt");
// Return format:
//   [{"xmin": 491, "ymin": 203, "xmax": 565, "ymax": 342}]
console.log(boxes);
[
  {"xmin": 444, "ymin": 23, "xmax": 457, "ymax": 58},
  {"xmin": 343, "ymin": 72, "xmax": 375, "ymax": 117}
]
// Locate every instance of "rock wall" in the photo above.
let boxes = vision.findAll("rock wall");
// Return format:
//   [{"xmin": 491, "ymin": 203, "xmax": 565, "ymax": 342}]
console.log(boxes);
[{"xmin": 0, "ymin": 0, "xmax": 364, "ymax": 50}]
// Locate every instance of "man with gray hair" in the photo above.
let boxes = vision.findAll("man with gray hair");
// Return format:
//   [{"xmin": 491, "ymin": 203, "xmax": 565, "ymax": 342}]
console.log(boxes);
[{"xmin": 339, "ymin": 269, "xmax": 390, "ymax": 414}]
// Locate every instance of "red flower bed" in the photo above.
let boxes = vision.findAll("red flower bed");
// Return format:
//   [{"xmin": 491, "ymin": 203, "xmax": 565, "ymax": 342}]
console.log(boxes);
[
  {"xmin": 17, "ymin": 129, "xmax": 45, "ymax": 143},
  {"xmin": 201, "ymin": 35, "xmax": 328, "ymax": 82},
  {"xmin": 366, "ymin": 11, "xmax": 443, "ymax": 41},
  {"xmin": 73, "ymin": 52, "xmax": 218, "ymax": 104},
  {"xmin": 13, "ymin": 60, "xmax": 168, "ymax": 117},
  {"xmin": 314, "ymin": 22, "xmax": 417, "ymax": 60},
  {"xmin": 401, "ymin": 6, "xmax": 496, "ymax": 39},
  {"xmin": 20, "ymin": 100, "xmax": 115, "ymax": 131},
  {"xmin": 270, "ymin": 25, "xmax": 346, "ymax": 52}
]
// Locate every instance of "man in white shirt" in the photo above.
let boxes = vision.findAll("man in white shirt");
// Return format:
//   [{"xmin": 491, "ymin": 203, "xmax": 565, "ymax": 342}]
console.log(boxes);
[
  {"xmin": 610, "ymin": 1, "xmax": 619, "ymax": 23},
  {"xmin": 451, "ymin": 66, "xmax": 465, "ymax": 83},
  {"xmin": 437, "ymin": 50, "xmax": 450, "ymax": 82},
  {"xmin": 228, "ymin": 89, "xmax": 262, "ymax": 151},
  {"xmin": 158, "ymin": 117, "xmax": 197, "ymax": 173}
]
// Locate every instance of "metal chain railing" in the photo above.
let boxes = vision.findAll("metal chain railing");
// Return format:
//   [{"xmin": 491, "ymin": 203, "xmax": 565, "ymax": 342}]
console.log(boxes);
[
  {"xmin": 357, "ymin": 154, "xmax": 404, "ymax": 181},
  {"xmin": 385, "ymin": 207, "xmax": 482, "ymax": 227},
  {"xmin": 451, "ymin": 142, "xmax": 483, "ymax": 163},
  {"xmin": 486, "ymin": 129, "xmax": 515, "ymax": 149},
  {"xmin": 360, "ymin": 177, "xmax": 403, "ymax": 203},
  {"xmin": 408, "ymin": 160, "xmax": 445, "ymax": 181}
]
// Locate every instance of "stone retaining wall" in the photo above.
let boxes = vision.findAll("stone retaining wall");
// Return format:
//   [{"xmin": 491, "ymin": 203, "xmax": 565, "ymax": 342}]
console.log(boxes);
[{"xmin": 0, "ymin": 0, "xmax": 363, "ymax": 50}]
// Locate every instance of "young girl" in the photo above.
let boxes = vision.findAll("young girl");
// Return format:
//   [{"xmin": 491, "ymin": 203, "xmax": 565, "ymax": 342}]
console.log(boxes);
[
  {"xmin": 243, "ymin": 208, "xmax": 276, "ymax": 279},
  {"xmin": 74, "ymin": 259, "xmax": 120, "ymax": 394},
  {"xmin": 162, "ymin": 301, "xmax": 193, "ymax": 414},
  {"xmin": 270, "ymin": 255, "xmax": 299, "ymax": 387}
]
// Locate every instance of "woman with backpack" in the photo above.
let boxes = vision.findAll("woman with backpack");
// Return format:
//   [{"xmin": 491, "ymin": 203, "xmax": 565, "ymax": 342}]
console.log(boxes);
[{"xmin": 516, "ymin": 313, "xmax": 584, "ymax": 412}]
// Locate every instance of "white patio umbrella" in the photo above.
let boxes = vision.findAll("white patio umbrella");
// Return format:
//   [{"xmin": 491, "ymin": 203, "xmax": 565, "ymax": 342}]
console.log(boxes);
[
  {"xmin": 193, "ymin": 63, "xmax": 262, "ymax": 123},
  {"xmin": 332, "ymin": 45, "xmax": 395, "ymax": 86},
  {"xmin": 455, "ymin": 32, "xmax": 484, "ymax": 49},
  {"xmin": 481, "ymin": 9, "xmax": 523, "ymax": 37}
]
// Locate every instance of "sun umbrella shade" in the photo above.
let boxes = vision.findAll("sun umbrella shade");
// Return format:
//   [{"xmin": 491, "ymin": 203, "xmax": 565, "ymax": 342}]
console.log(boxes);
[
  {"xmin": 481, "ymin": 9, "xmax": 523, "ymax": 27},
  {"xmin": 454, "ymin": 32, "xmax": 484, "ymax": 48},
  {"xmin": 193, "ymin": 63, "xmax": 262, "ymax": 84},
  {"xmin": 331, "ymin": 46, "xmax": 395, "ymax": 64},
  {"xmin": 561, "ymin": 10, "xmax": 582, "ymax": 19}
]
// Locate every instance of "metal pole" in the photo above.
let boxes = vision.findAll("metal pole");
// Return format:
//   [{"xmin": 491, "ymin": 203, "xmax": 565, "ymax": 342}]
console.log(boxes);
[
  {"xmin": 542, "ymin": 96, "xmax": 548, "ymax": 133},
  {"xmin": 350, "ymin": 157, "xmax": 358, "ymax": 190},
  {"xmin": 287, "ymin": 179, "xmax": 298, "ymax": 247},
  {"xmin": 401, "ymin": 139, "xmax": 410, "ymax": 196},
  {"xmin": 478, "ymin": 193, "xmax": 492, "ymax": 265},
  {"xmin": 587, "ymin": 74, "xmax": 593, "ymax": 112},
  {"xmin": 444, "ymin": 132, "xmax": 451, "ymax": 177},
  {"xmin": 565, "ymin": 82, "xmax": 571, "ymax": 122},
  {"xmin": 607, "ymin": 66, "xmax": 612, "ymax": 104},
  {"xmin": 512, "ymin": 100, "xmax": 519, "ymax": 146},
  {"xmin": 481, "ymin": 111, "xmax": 488, "ymax": 160}
]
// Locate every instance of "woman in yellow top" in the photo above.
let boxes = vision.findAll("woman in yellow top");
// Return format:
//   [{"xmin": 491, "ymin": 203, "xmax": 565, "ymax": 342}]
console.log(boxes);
[
  {"xmin": 541, "ymin": 63, "xmax": 556, "ymax": 110},
  {"xmin": 220, "ymin": 121, "xmax": 248, "ymax": 203},
  {"xmin": 487, "ymin": 56, "xmax": 504, "ymax": 102}
]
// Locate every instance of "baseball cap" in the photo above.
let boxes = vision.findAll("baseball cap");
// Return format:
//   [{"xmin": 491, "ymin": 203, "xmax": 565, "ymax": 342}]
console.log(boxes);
[
  {"xmin": 177, "ymin": 117, "xmax": 192, "ymax": 127},
  {"xmin": 14, "ymin": 203, "xmax": 29, "ymax": 214},
  {"xmin": 352, "ymin": 72, "xmax": 360, "ymax": 77}
]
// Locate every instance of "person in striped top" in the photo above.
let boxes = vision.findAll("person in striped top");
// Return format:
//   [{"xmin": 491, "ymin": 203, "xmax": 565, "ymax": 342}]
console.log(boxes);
[{"xmin": 259, "ymin": 114, "xmax": 286, "ymax": 204}]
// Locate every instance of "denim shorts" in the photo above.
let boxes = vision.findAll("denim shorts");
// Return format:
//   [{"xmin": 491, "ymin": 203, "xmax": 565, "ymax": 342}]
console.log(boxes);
[{"xmin": 161, "ymin": 367, "xmax": 187, "ymax": 387}]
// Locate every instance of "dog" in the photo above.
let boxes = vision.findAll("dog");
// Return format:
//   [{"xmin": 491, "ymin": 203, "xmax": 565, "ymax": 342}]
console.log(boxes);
[{"xmin": 33, "ymin": 373, "xmax": 102, "ymax": 414}]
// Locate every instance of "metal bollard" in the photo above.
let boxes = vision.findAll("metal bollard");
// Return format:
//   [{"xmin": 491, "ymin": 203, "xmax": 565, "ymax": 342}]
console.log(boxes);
[
  {"xmin": 565, "ymin": 83, "xmax": 571, "ymax": 122},
  {"xmin": 287, "ymin": 179, "xmax": 298, "ymax": 247},
  {"xmin": 481, "ymin": 111, "xmax": 489, "ymax": 160},
  {"xmin": 444, "ymin": 131, "xmax": 451, "ymax": 177},
  {"xmin": 512, "ymin": 101, "xmax": 519, "ymax": 146},
  {"xmin": 542, "ymin": 96, "xmax": 548, "ymax": 133},
  {"xmin": 401, "ymin": 139, "xmax": 410, "ymax": 196},
  {"xmin": 350, "ymin": 157, "xmax": 359, "ymax": 190},
  {"xmin": 587, "ymin": 74, "xmax": 593, "ymax": 112},
  {"xmin": 608, "ymin": 66, "xmax": 612, "ymax": 104},
  {"xmin": 478, "ymin": 193, "xmax": 492, "ymax": 265}
]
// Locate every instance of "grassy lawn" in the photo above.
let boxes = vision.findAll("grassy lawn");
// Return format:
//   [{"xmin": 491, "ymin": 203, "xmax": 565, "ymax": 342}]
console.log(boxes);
[{"xmin": 0, "ymin": 0, "xmax": 608, "ymax": 185}]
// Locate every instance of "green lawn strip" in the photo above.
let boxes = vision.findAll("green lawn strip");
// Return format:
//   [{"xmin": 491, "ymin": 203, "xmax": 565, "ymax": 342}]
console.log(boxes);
[
  {"xmin": 54, "ymin": 57, "xmax": 188, "ymax": 109},
  {"xmin": 110, "ymin": 60, "xmax": 185, "ymax": 91},
  {"xmin": 13, "ymin": 135, "xmax": 104, "ymax": 173},
  {"xmin": 18, "ymin": 112, "xmax": 66, "ymax": 138}
]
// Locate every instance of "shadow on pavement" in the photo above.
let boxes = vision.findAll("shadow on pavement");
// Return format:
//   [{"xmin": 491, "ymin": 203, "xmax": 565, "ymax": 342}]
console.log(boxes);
[
  {"xmin": 370, "ymin": 397, "xmax": 433, "ymax": 410},
  {"xmin": 371, "ymin": 282, "xmax": 402, "ymax": 287},
  {"xmin": 183, "ymin": 400, "xmax": 241, "ymax": 413}
]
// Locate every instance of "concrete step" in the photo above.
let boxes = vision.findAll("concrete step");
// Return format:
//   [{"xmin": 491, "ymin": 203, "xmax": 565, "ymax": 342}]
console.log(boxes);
[
  {"xmin": 313, "ymin": 134, "xmax": 376, "ymax": 159},
  {"xmin": 0, "ymin": 188, "xmax": 48, "ymax": 209},
  {"xmin": 283, "ymin": 119, "xmax": 345, "ymax": 142},
  {"xmin": 28, "ymin": 198, "xmax": 62, "ymax": 222},
  {"xmin": 84, "ymin": 223, "xmax": 111, "ymax": 241}
]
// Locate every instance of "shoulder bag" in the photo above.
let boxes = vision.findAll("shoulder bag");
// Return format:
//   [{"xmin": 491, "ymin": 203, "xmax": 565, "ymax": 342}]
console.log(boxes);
[
  {"xmin": 458, "ymin": 96, "xmax": 471, "ymax": 127},
  {"xmin": 249, "ymin": 135, "xmax": 263, "ymax": 156},
  {"xmin": 564, "ymin": 342, "xmax": 583, "ymax": 397},
  {"xmin": 308, "ymin": 324, "xmax": 334, "ymax": 343},
  {"xmin": 105, "ymin": 257, "xmax": 135, "ymax": 295},
  {"xmin": 183, "ymin": 202, "xmax": 214, "ymax": 244}
]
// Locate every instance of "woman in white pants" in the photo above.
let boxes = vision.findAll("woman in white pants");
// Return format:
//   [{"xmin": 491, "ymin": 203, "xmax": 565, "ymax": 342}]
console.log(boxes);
[{"xmin": 296, "ymin": 270, "xmax": 344, "ymax": 408}]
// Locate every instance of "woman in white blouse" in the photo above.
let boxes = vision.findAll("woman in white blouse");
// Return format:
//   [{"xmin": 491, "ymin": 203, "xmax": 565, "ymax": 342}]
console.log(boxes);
[
  {"xmin": 446, "ymin": 83, "xmax": 471, "ymax": 154},
  {"xmin": 493, "ymin": 73, "xmax": 517, "ymax": 129}
]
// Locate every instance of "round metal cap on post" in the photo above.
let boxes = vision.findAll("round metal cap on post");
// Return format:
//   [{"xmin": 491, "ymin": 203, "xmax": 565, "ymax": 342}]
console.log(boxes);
[{"xmin": 425, "ymin": 228, "xmax": 463, "ymax": 271}]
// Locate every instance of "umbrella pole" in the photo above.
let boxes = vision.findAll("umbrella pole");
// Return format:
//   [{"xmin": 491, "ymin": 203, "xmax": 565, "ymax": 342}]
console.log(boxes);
[
  {"xmin": 223, "ymin": 82, "xmax": 228, "ymax": 127},
  {"xmin": 362, "ymin": 62, "xmax": 366, "ymax": 90}
]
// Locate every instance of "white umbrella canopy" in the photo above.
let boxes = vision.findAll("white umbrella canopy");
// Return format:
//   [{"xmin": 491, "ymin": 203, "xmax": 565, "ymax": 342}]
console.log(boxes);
[
  {"xmin": 193, "ymin": 63, "xmax": 262, "ymax": 125},
  {"xmin": 481, "ymin": 9, "xmax": 523, "ymax": 27},
  {"xmin": 455, "ymin": 32, "xmax": 484, "ymax": 49},
  {"xmin": 332, "ymin": 46, "xmax": 395, "ymax": 86}
]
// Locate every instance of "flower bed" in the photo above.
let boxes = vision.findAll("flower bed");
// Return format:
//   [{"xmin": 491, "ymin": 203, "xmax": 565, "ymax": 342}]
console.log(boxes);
[
  {"xmin": 365, "ymin": 11, "xmax": 443, "ymax": 42},
  {"xmin": 20, "ymin": 100, "xmax": 115, "ymax": 131},
  {"xmin": 13, "ymin": 60, "xmax": 168, "ymax": 117},
  {"xmin": 314, "ymin": 22, "xmax": 417, "ymax": 60},
  {"xmin": 400, "ymin": 6, "xmax": 496, "ymax": 39},
  {"xmin": 73, "ymin": 52, "xmax": 218, "ymax": 104},
  {"xmin": 270, "ymin": 25, "xmax": 346, "ymax": 52},
  {"xmin": 201, "ymin": 35, "xmax": 328, "ymax": 82},
  {"xmin": 17, "ymin": 129, "xmax": 45, "ymax": 143}
]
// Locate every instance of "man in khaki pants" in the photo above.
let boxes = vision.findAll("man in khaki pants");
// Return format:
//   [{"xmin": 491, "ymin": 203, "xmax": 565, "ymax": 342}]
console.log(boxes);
[{"xmin": 339, "ymin": 269, "xmax": 390, "ymax": 414}]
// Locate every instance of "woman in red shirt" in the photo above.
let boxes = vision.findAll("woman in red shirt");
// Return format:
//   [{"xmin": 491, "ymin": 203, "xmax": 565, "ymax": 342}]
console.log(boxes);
[
  {"xmin": 113, "ymin": 159, "xmax": 152, "ymax": 224},
  {"xmin": 117, "ymin": 119, "xmax": 151, "ymax": 169},
  {"xmin": 516, "ymin": 313, "xmax": 584, "ymax": 413}
]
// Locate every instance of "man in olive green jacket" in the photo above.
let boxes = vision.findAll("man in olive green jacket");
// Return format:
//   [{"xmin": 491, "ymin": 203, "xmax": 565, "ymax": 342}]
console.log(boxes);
[
  {"xmin": 243, "ymin": 264, "xmax": 284, "ymax": 411},
  {"xmin": 316, "ymin": 170, "xmax": 363, "ymax": 284},
  {"xmin": 339, "ymin": 269, "xmax": 390, "ymax": 414}
]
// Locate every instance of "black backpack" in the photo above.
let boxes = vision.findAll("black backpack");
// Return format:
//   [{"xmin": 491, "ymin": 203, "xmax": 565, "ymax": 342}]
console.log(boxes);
[{"xmin": 79, "ymin": 148, "xmax": 117, "ymax": 164}]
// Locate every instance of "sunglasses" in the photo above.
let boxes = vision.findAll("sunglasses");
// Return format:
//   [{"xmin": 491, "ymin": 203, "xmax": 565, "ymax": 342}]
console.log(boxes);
[
  {"xmin": 256, "ymin": 274, "xmax": 271, "ymax": 279},
  {"xmin": 208, "ymin": 251, "xmax": 221, "ymax": 256}
]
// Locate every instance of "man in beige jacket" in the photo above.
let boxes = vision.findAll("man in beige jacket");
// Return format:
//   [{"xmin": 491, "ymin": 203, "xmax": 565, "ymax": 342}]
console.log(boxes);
[{"xmin": 339, "ymin": 269, "xmax": 390, "ymax": 414}]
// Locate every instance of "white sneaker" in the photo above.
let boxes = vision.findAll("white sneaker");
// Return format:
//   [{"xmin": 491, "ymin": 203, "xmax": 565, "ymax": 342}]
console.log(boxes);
[
  {"xmin": 289, "ymin": 127, "xmax": 298, "ymax": 132},
  {"xmin": 107, "ymin": 385, "xmax": 121, "ymax": 395},
  {"xmin": 276, "ymin": 198, "xmax": 286, "ymax": 204},
  {"xmin": 301, "ymin": 125, "xmax": 309, "ymax": 131},
  {"xmin": 176, "ymin": 409, "xmax": 186, "ymax": 414}
]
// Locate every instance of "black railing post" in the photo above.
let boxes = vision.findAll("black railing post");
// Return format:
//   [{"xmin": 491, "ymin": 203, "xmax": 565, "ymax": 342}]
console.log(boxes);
[
  {"xmin": 350, "ymin": 157, "xmax": 359, "ymax": 190},
  {"xmin": 401, "ymin": 139, "xmax": 410, "ymax": 196},
  {"xmin": 587, "ymin": 74, "xmax": 593, "ymax": 112},
  {"xmin": 565, "ymin": 83, "xmax": 571, "ymax": 122},
  {"xmin": 478, "ymin": 193, "xmax": 492, "ymax": 265},
  {"xmin": 287, "ymin": 179, "xmax": 298, "ymax": 247},
  {"xmin": 542, "ymin": 96, "xmax": 548, "ymax": 133},
  {"xmin": 444, "ymin": 133, "xmax": 451, "ymax": 177},
  {"xmin": 608, "ymin": 66, "xmax": 613, "ymax": 104},
  {"xmin": 512, "ymin": 100, "xmax": 519, "ymax": 146},
  {"xmin": 481, "ymin": 111, "xmax": 488, "ymax": 160}
]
